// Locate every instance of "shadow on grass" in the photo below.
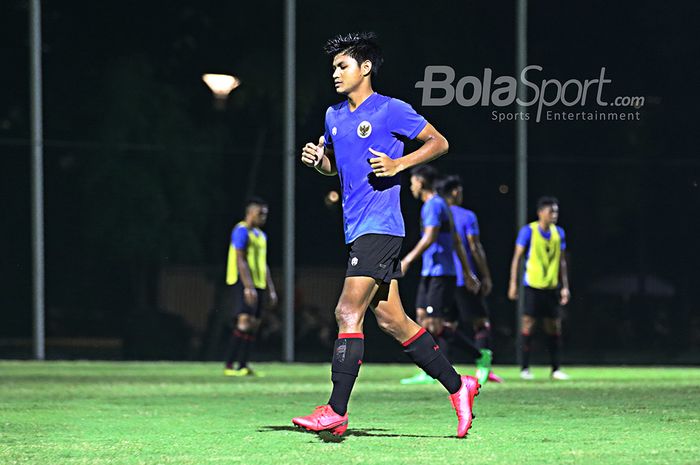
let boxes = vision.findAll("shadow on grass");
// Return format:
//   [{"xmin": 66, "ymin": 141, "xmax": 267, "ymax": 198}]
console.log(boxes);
[{"xmin": 258, "ymin": 425, "xmax": 456, "ymax": 442}]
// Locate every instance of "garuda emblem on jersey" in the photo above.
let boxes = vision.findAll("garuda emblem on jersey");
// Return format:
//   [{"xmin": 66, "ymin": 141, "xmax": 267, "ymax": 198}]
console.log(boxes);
[{"xmin": 357, "ymin": 121, "xmax": 372, "ymax": 138}]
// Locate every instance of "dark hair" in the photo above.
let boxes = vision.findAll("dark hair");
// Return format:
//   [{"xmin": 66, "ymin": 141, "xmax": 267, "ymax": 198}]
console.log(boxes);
[
  {"xmin": 411, "ymin": 165, "xmax": 439, "ymax": 190},
  {"xmin": 324, "ymin": 32, "xmax": 384, "ymax": 77},
  {"xmin": 436, "ymin": 175, "xmax": 462, "ymax": 197},
  {"xmin": 537, "ymin": 196, "xmax": 559, "ymax": 211},
  {"xmin": 245, "ymin": 196, "xmax": 268, "ymax": 212}
]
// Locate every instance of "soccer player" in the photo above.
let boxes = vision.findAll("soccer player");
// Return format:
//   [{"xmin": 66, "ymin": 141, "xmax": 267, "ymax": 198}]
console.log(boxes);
[
  {"xmin": 398, "ymin": 166, "xmax": 482, "ymax": 385},
  {"xmin": 439, "ymin": 175, "xmax": 503, "ymax": 384},
  {"xmin": 508, "ymin": 196, "xmax": 571, "ymax": 380},
  {"xmin": 223, "ymin": 197, "xmax": 278, "ymax": 376},
  {"xmin": 292, "ymin": 32, "xmax": 480, "ymax": 438}
]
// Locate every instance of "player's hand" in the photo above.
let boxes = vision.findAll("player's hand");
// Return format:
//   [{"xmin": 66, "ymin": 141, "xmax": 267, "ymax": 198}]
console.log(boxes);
[
  {"xmin": 301, "ymin": 136, "xmax": 325, "ymax": 168},
  {"xmin": 267, "ymin": 290, "xmax": 278, "ymax": 309},
  {"xmin": 481, "ymin": 276, "xmax": 493, "ymax": 296},
  {"xmin": 400, "ymin": 258, "xmax": 411, "ymax": 276},
  {"xmin": 560, "ymin": 287, "xmax": 571, "ymax": 306},
  {"xmin": 465, "ymin": 272, "xmax": 481, "ymax": 294},
  {"xmin": 369, "ymin": 148, "xmax": 400, "ymax": 177},
  {"xmin": 507, "ymin": 282, "xmax": 518, "ymax": 301},
  {"xmin": 243, "ymin": 287, "xmax": 258, "ymax": 308}
]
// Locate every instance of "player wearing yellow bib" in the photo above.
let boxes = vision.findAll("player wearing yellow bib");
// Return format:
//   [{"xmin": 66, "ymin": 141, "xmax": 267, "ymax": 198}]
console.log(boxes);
[
  {"xmin": 508, "ymin": 197, "xmax": 571, "ymax": 380},
  {"xmin": 224, "ymin": 198, "xmax": 277, "ymax": 376}
]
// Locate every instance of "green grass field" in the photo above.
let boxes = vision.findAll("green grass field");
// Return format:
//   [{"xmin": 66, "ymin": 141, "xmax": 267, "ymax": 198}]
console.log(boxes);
[{"xmin": 1, "ymin": 362, "xmax": 698, "ymax": 465}]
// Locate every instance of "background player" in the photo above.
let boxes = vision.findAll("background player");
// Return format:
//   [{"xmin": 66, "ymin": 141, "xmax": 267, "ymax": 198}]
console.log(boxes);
[
  {"xmin": 438, "ymin": 175, "xmax": 502, "ymax": 384},
  {"xmin": 292, "ymin": 32, "xmax": 480, "ymax": 438},
  {"xmin": 508, "ymin": 196, "xmax": 571, "ymax": 380},
  {"xmin": 399, "ymin": 166, "xmax": 481, "ymax": 385},
  {"xmin": 223, "ymin": 198, "xmax": 278, "ymax": 376}
]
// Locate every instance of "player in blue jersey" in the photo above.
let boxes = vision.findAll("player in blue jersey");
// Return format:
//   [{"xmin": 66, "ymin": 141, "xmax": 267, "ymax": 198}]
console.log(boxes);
[
  {"xmin": 398, "ymin": 166, "xmax": 481, "ymax": 385},
  {"xmin": 438, "ymin": 175, "xmax": 503, "ymax": 385},
  {"xmin": 508, "ymin": 196, "xmax": 571, "ymax": 380},
  {"xmin": 292, "ymin": 32, "xmax": 480, "ymax": 438}
]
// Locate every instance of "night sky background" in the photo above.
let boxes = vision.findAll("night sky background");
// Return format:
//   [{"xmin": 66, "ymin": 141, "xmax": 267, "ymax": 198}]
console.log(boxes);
[{"xmin": 1, "ymin": 1, "xmax": 699, "ymax": 361}]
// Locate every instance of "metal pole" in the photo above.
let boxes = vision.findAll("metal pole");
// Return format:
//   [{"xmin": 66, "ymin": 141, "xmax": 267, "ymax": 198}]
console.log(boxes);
[
  {"xmin": 29, "ymin": 0, "xmax": 45, "ymax": 360},
  {"xmin": 282, "ymin": 0, "xmax": 296, "ymax": 362},
  {"xmin": 515, "ymin": 0, "xmax": 528, "ymax": 366}
]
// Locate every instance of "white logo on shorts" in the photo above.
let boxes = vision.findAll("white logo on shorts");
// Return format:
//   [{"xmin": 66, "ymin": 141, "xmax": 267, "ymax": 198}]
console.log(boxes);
[
  {"xmin": 351, "ymin": 257, "xmax": 359, "ymax": 266},
  {"xmin": 426, "ymin": 306, "xmax": 434, "ymax": 314},
  {"xmin": 332, "ymin": 127, "xmax": 337, "ymax": 136},
  {"xmin": 357, "ymin": 121, "xmax": 372, "ymax": 138}
]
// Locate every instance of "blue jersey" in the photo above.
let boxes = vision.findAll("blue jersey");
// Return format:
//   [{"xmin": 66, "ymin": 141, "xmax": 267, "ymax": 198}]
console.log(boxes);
[
  {"xmin": 323, "ymin": 93, "xmax": 428, "ymax": 244},
  {"xmin": 451, "ymin": 206, "xmax": 480, "ymax": 286},
  {"xmin": 420, "ymin": 195, "xmax": 456, "ymax": 277}
]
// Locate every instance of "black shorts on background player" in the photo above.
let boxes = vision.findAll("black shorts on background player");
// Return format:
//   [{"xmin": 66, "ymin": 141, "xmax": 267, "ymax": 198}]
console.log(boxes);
[
  {"xmin": 416, "ymin": 276, "xmax": 456, "ymax": 318},
  {"xmin": 346, "ymin": 234, "xmax": 403, "ymax": 283},
  {"xmin": 453, "ymin": 286, "xmax": 489, "ymax": 323},
  {"xmin": 232, "ymin": 281, "xmax": 266, "ymax": 318},
  {"xmin": 523, "ymin": 286, "xmax": 560, "ymax": 319}
]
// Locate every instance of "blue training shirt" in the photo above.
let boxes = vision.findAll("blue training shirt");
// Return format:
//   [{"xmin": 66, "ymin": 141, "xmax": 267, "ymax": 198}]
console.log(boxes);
[
  {"xmin": 323, "ymin": 92, "xmax": 428, "ymax": 244},
  {"xmin": 451, "ymin": 205, "xmax": 480, "ymax": 286},
  {"xmin": 420, "ymin": 195, "xmax": 456, "ymax": 277}
]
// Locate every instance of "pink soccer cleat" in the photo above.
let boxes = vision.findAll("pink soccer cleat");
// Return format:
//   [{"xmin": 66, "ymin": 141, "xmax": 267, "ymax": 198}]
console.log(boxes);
[
  {"xmin": 292, "ymin": 405, "xmax": 349, "ymax": 436},
  {"xmin": 449, "ymin": 375, "xmax": 481, "ymax": 438},
  {"xmin": 488, "ymin": 371, "xmax": 504, "ymax": 383}
]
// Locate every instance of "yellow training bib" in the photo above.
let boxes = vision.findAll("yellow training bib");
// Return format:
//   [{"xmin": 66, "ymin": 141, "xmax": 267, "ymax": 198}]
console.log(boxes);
[{"xmin": 226, "ymin": 222, "xmax": 267, "ymax": 289}]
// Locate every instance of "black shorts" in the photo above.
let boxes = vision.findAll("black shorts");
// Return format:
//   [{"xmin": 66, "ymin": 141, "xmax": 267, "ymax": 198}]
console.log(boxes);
[
  {"xmin": 524, "ymin": 286, "xmax": 560, "ymax": 319},
  {"xmin": 415, "ymin": 276, "xmax": 456, "ymax": 319},
  {"xmin": 452, "ymin": 285, "xmax": 489, "ymax": 323},
  {"xmin": 346, "ymin": 234, "xmax": 403, "ymax": 284},
  {"xmin": 231, "ymin": 281, "xmax": 266, "ymax": 319}
]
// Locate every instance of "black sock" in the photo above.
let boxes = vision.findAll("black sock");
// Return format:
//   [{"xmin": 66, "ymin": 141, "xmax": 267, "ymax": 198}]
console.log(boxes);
[
  {"xmin": 521, "ymin": 332, "xmax": 532, "ymax": 370},
  {"xmin": 547, "ymin": 333, "xmax": 561, "ymax": 372},
  {"xmin": 328, "ymin": 333, "xmax": 364, "ymax": 416},
  {"xmin": 237, "ymin": 332, "xmax": 255, "ymax": 369},
  {"xmin": 225, "ymin": 329, "xmax": 244, "ymax": 368},
  {"xmin": 474, "ymin": 323, "xmax": 491, "ymax": 351},
  {"xmin": 402, "ymin": 328, "xmax": 462, "ymax": 394},
  {"xmin": 449, "ymin": 326, "xmax": 482, "ymax": 360},
  {"xmin": 432, "ymin": 328, "xmax": 450, "ymax": 362}
]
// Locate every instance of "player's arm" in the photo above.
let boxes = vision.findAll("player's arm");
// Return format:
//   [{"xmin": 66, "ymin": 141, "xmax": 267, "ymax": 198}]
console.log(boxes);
[
  {"xmin": 370, "ymin": 123, "xmax": 448, "ymax": 177},
  {"xmin": 266, "ymin": 265, "xmax": 278, "ymax": 308},
  {"xmin": 559, "ymin": 252, "xmax": 570, "ymax": 305},
  {"xmin": 467, "ymin": 234, "xmax": 493, "ymax": 296},
  {"xmin": 508, "ymin": 245, "xmax": 526, "ymax": 301},
  {"xmin": 236, "ymin": 246, "xmax": 258, "ymax": 307},
  {"xmin": 452, "ymin": 230, "xmax": 481, "ymax": 294},
  {"xmin": 301, "ymin": 136, "xmax": 337, "ymax": 176},
  {"xmin": 400, "ymin": 226, "xmax": 439, "ymax": 275}
]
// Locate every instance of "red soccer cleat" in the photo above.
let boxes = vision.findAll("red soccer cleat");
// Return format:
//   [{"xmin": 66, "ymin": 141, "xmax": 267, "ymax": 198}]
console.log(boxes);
[
  {"xmin": 292, "ymin": 405, "xmax": 349, "ymax": 436},
  {"xmin": 449, "ymin": 375, "xmax": 480, "ymax": 438}
]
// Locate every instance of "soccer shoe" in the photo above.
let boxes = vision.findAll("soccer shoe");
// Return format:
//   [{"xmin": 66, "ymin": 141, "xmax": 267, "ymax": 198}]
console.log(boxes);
[
  {"xmin": 449, "ymin": 375, "xmax": 480, "ymax": 438},
  {"xmin": 487, "ymin": 371, "xmax": 504, "ymax": 383},
  {"xmin": 551, "ymin": 370, "xmax": 571, "ymax": 380},
  {"xmin": 224, "ymin": 367, "xmax": 258, "ymax": 377},
  {"xmin": 400, "ymin": 371, "xmax": 437, "ymax": 385},
  {"xmin": 475, "ymin": 349, "xmax": 493, "ymax": 385},
  {"xmin": 292, "ymin": 405, "xmax": 349, "ymax": 436},
  {"xmin": 520, "ymin": 368, "xmax": 535, "ymax": 380}
]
